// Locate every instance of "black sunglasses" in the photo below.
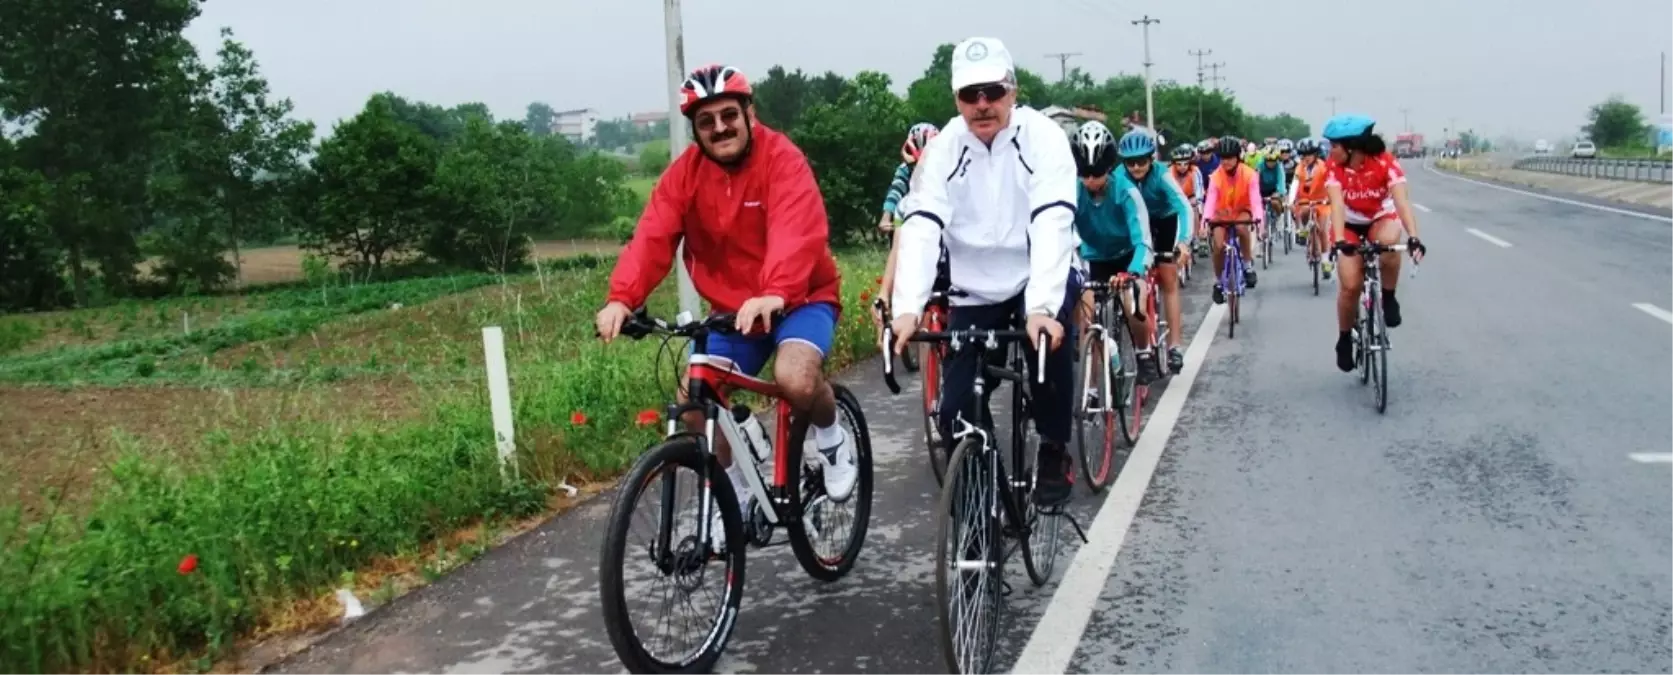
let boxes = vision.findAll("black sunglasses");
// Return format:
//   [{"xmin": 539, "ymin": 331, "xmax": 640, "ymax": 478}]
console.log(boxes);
[
  {"xmin": 957, "ymin": 83, "xmax": 1011, "ymax": 105},
  {"xmin": 1123, "ymin": 156, "xmax": 1153, "ymax": 167},
  {"xmin": 694, "ymin": 107, "xmax": 743, "ymax": 132}
]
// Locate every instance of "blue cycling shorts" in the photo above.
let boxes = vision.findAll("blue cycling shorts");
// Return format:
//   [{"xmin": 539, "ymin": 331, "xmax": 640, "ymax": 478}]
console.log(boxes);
[{"xmin": 707, "ymin": 302, "xmax": 838, "ymax": 376}]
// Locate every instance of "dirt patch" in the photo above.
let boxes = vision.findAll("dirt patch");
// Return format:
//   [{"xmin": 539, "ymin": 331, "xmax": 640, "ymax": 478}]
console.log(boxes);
[
  {"xmin": 0, "ymin": 381, "xmax": 427, "ymax": 522},
  {"xmin": 136, "ymin": 240, "xmax": 623, "ymax": 288}
]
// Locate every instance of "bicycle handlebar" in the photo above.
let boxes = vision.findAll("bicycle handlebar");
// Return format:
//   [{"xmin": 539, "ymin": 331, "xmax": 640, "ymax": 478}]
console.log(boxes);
[
  {"xmin": 877, "ymin": 300, "xmax": 1046, "ymax": 394},
  {"xmin": 600, "ymin": 308, "xmax": 773, "ymax": 341},
  {"xmin": 1205, "ymin": 218, "xmax": 1260, "ymax": 226}
]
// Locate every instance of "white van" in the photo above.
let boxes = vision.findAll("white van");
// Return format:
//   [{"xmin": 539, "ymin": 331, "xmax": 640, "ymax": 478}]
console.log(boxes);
[{"xmin": 1533, "ymin": 139, "xmax": 1552, "ymax": 154}]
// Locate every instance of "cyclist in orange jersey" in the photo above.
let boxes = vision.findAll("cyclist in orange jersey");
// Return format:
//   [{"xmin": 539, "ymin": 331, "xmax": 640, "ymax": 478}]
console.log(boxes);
[
  {"xmin": 1287, "ymin": 137, "xmax": 1334, "ymax": 278},
  {"xmin": 1166, "ymin": 143, "xmax": 1204, "ymax": 280}
]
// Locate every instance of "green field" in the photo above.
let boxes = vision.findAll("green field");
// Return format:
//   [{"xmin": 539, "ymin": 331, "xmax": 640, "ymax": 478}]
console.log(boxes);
[{"xmin": 0, "ymin": 247, "xmax": 886, "ymax": 673}]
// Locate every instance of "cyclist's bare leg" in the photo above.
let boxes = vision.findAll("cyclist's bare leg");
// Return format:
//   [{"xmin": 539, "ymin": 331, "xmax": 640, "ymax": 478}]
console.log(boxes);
[
  {"xmin": 1210, "ymin": 225, "xmax": 1228, "ymax": 280},
  {"xmin": 1237, "ymin": 224, "xmax": 1254, "ymax": 265},
  {"xmin": 1371, "ymin": 218, "xmax": 1404, "ymax": 292},
  {"xmin": 1155, "ymin": 260, "xmax": 1182, "ymax": 348},
  {"xmin": 773, "ymin": 342, "xmax": 837, "ymax": 428},
  {"xmin": 1123, "ymin": 277, "xmax": 1150, "ymax": 346},
  {"xmin": 1335, "ymin": 245, "xmax": 1365, "ymax": 332}
]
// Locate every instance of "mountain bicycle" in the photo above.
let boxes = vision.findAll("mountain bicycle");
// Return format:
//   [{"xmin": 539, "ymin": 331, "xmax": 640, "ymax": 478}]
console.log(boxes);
[{"xmin": 598, "ymin": 309, "xmax": 874, "ymax": 673}]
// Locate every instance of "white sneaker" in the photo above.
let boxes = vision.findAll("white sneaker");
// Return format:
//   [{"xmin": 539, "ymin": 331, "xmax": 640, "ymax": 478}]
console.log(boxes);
[{"xmin": 815, "ymin": 427, "xmax": 859, "ymax": 502}]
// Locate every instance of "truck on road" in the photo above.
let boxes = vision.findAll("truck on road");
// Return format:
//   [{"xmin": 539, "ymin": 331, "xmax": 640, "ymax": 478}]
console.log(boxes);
[{"xmin": 1394, "ymin": 132, "xmax": 1425, "ymax": 158}]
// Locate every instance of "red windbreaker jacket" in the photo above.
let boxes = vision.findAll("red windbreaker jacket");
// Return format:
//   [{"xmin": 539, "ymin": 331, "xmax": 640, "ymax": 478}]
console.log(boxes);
[{"xmin": 607, "ymin": 123, "xmax": 842, "ymax": 315}]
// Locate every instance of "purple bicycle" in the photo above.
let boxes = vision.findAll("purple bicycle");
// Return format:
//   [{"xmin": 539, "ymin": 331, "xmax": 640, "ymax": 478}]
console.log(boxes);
[{"xmin": 1208, "ymin": 218, "xmax": 1259, "ymax": 338}]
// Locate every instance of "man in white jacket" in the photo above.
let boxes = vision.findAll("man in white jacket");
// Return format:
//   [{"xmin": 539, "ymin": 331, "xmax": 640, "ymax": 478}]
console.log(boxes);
[{"xmin": 888, "ymin": 36, "xmax": 1081, "ymax": 507}]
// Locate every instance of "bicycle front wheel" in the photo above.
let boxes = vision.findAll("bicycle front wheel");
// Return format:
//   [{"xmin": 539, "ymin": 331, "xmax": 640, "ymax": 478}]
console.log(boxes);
[
  {"xmin": 1075, "ymin": 328, "xmax": 1116, "ymax": 493},
  {"xmin": 936, "ymin": 437, "xmax": 1003, "ymax": 675},
  {"xmin": 600, "ymin": 437, "xmax": 745, "ymax": 674},
  {"xmin": 1374, "ymin": 308, "xmax": 1390, "ymax": 414},
  {"xmin": 786, "ymin": 383, "xmax": 874, "ymax": 582}
]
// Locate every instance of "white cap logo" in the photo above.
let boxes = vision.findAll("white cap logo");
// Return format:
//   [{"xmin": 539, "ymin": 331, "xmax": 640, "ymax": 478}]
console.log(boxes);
[{"xmin": 965, "ymin": 42, "xmax": 988, "ymax": 61}]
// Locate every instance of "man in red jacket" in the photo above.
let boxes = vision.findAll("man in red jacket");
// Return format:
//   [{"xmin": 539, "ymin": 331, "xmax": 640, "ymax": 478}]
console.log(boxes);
[{"xmin": 594, "ymin": 64, "xmax": 855, "ymax": 521}]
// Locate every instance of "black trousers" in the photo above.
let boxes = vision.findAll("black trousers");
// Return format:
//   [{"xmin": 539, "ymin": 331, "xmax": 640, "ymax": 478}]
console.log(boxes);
[{"xmin": 936, "ymin": 277, "xmax": 1079, "ymax": 447}]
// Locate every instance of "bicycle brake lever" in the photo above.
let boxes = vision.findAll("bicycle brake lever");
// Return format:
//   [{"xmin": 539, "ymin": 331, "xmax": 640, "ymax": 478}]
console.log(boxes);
[{"xmin": 881, "ymin": 328, "xmax": 901, "ymax": 395}]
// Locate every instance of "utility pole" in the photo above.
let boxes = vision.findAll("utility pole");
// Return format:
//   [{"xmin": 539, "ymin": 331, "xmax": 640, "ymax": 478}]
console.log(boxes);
[
  {"xmin": 1188, "ymin": 48, "xmax": 1212, "ymax": 87},
  {"xmin": 1661, "ymin": 51, "xmax": 1667, "ymax": 114},
  {"xmin": 1044, "ymin": 52, "xmax": 1082, "ymax": 81},
  {"xmin": 663, "ymin": 0, "xmax": 699, "ymax": 316},
  {"xmin": 1400, "ymin": 107, "xmax": 1411, "ymax": 132},
  {"xmin": 1206, "ymin": 62, "xmax": 1226, "ymax": 92},
  {"xmin": 1326, "ymin": 96, "xmax": 1338, "ymax": 115},
  {"xmin": 1132, "ymin": 15, "xmax": 1160, "ymax": 129}
]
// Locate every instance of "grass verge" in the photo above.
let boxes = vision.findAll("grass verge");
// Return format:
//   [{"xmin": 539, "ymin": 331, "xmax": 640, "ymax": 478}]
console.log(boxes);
[{"xmin": 0, "ymin": 247, "xmax": 888, "ymax": 673}]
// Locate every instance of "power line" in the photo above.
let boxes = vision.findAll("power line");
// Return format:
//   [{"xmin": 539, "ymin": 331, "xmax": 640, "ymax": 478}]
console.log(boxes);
[
  {"xmin": 1043, "ymin": 52, "xmax": 1082, "ymax": 82},
  {"xmin": 1188, "ymin": 48, "xmax": 1212, "ymax": 87}
]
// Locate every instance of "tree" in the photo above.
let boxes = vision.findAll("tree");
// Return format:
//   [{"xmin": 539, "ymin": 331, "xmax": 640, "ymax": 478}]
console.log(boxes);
[
  {"xmin": 202, "ymin": 28, "xmax": 315, "ymax": 286},
  {"xmin": 639, "ymin": 140, "xmax": 670, "ymax": 176},
  {"xmin": 1244, "ymin": 113, "xmax": 1310, "ymax": 141},
  {"xmin": 425, "ymin": 119, "xmax": 543, "ymax": 272},
  {"xmin": 790, "ymin": 71, "xmax": 907, "ymax": 244},
  {"xmin": 302, "ymin": 94, "xmax": 438, "ymax": 273},
  {"xmin": 524, "ymin": 102, "xmax": 556, "ymax": 136},
  {"xmin": 1583, "ymin": 95, "xmax": 1648, "ymax": 148},
  {"xmin": 0, "ymin": 0, "xmax": 206, "ymax": 305},
  {"xmin": 0, "ymin": 140, "xmax": 66, "ymax": 310},
  {"xmin": 752, "ymin": 66, "xmax": 849, "ymax": 131}
]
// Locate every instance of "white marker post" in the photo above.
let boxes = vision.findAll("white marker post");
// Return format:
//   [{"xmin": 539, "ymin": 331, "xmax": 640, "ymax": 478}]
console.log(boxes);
[{"xmin": 481, "ymin": 326, "xmax": 578, "ymax": 497}]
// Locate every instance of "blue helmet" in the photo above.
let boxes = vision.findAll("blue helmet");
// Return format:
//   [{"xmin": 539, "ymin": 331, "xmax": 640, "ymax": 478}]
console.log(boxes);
[
  {"xmin": 1322, "ymin": 114, "xmax": 1376, "ymax": 141},
  {"xmin": 1117, "ymin": 129, "xmax": 1157, "ymax": 159}
]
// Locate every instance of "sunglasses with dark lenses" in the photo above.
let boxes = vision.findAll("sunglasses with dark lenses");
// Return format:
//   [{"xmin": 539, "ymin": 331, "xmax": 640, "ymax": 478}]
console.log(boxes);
[
  {"xmin": 1123, "ymin": 156, "xmax": 1153, "ymax": 167},
  {"xmin": 957, "ymin": 83, "xmax": 1011, "ymax": 105},
  {"xmin": 694, "ymin": 107, "xmax": 743, "ymax": 132}
]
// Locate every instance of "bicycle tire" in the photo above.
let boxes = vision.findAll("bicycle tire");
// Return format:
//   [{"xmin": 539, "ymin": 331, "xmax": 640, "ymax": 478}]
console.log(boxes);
[
  {"xmin": 1359, "ymin": 288, "xmax": 1374, "ymax": 386},
  {"xmin": 935, "ymin": 437, "xmax": 1003, "ymax": 675},
  {"xmin": 1227, "ymin": 270, "xmax": 1240, "ymax": 339},
  {"xmin": 921, "ymin": 341, "xmax": 949, "ymax": 487},
  {"xmin": 1375, "ymin": 303, "xmax": 1390, "ymax": 414},
  {"xmin": 1016, "ymin": 378, "xmax": 1061, "ymax": 587},
  {"xmin": 902, "ymin": 343, "xmax": 921, "ymax": 373},
  {"xmin": 785, "ymin": 383, "xmax": 874, "ymax": 582},
  {"xmin": 600, "ymin": 436, "xmax": 745, "ymax": 674},
  {"xmin": 1111, "ymin": 313, "xmax": 1141, "ymax": 447},
  {"xmin": 1311, "ymin": 256, "xmax": 1320, "ymax": 296},
  {"xmin": 1075, "ymin": 327, "xmax": 1116, "ymax": 493},
  {"xmin": 1283, "ymin": 216, "xmax": 1293, "ymax": 255}
]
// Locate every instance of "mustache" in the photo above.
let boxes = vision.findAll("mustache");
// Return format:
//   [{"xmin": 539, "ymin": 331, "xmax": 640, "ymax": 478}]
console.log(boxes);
[{"xmin": 706, "ymin": 127, "xmax": 739, "ymax": 143}]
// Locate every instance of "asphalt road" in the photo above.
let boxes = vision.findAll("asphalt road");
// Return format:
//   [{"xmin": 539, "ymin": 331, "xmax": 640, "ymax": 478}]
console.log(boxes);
[{"xmin": 272, "ymin": 163, "xmax": 1671, "ymax": 674}]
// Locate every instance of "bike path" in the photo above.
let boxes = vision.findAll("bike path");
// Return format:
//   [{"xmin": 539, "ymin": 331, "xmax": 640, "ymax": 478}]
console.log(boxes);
[
  {"xmin": 1064, "ymin": 169, "xmax": 1672, "ymax": 673},
  {"xmin": 272, "ymin": 279, "xmax": 1218, "ymax": 673}
]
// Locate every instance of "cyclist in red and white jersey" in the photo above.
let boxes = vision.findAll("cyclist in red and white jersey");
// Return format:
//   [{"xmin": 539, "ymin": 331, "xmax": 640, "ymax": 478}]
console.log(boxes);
[
  {"xmin": 1322, "ymin": 114, "xmax": 1427, "ymax": 372},
  {"xmin": 596, "ymin": 64, "xmax": 859, "ymax": 525}
]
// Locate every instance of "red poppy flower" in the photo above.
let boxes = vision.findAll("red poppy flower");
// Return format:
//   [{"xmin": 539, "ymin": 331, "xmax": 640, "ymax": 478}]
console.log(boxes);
[
  {"xmin": 178, "ymin": 554, "xmax": 198, "ymax": 575},
  {"xmin": 635, "ymin": 409, "xmax": 660, "ymax": 427},
  {"xmin": 874, "ymin": 277, "xmax": 882, "ymax": 285},
  {"xmin": 860, "ymin": 290, "xmax": 872, "ymax": 302},
  {"xmin": 570, "ymin": 411, "xmax": 587, "ymax": 426}
]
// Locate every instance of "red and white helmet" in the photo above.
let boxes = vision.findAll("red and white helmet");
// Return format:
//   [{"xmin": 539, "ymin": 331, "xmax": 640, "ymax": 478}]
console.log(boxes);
[
  {"xmin": 679, "ymin": 64, "xmax": 753, "ymax": 118},
  {"xmin": 902, "ymin": 122, "xmax": 940, "ymax": 163}
]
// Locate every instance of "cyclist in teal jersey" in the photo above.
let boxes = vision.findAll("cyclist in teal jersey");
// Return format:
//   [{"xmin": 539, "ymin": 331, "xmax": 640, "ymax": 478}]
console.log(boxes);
[
  {"xmin": 875, "ymin": 123, "xmax": 946, "ymax": 327},
  {"xmin": 1114, "ymin": 129, "xmax": 1193, "ymax": 378},
  {"xmin": 1069, "ymin": 121, "xmax": 1153, "ymax": 378}
]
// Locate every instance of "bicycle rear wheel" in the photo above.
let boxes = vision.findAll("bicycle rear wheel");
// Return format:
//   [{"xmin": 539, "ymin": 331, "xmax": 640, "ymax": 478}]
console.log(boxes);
[
  {"xmin": 921, "ymin": 342, "xmax": 949, "ymax": 486},
  {"xmin": 600, "ymin": 437, "xmax": 745, "ymax": 674},
  {"xmin": 935, "ymin": 437, "xmax": 1003, "ymax": 675},
  {"xmin": 1283, "ymin": 216, "xmax": 1293, "ymax": 255},
  {"xmin": 1359, "ymin": 290, "xmax": 1374, "ymax": 386},
  {"xmin": 785, "ymin": 384, "xmax": 874, "ymax": 582},
  {"xmin": 1014, "ymin": 383, "xmax": 1061, "ymax": 587},
  {"xmin": 1075, "ymin": 327, "xmax": 1116, "ymax": 493},
  {"xmin": 1227, "ymin": 264, "xmax": 1240, "ymax": 339}
]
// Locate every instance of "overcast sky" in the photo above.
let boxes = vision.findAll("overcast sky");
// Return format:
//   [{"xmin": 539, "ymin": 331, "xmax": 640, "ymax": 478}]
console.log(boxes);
[{"xmin": 184, "ymin": 0, "xmax": 1673, "ymax": 143}]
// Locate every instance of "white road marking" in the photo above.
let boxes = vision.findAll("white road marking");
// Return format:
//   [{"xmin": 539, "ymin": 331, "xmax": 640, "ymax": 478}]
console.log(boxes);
[
  {"xmin": 1423, "ymin": 162, "xmax": 1673, "ymax": 223},
  {"xmin": 1011, "ymin": 303, "xmax": 1226, "ymax": 675},
  {"xmin": 1413, "ymin": 202, "xmax": 1432, "ymax": 213},
  {"xmin": 1628, "ymin": 453, "xmax": 1673, "ymax": 463},
  {"xmin": 1465, "ymin": 228, "xmax": 1513, "ymax": 248},
  {"xmin": 1631, "ymin": 302, "xmax": 1673, "ymax": 325}
]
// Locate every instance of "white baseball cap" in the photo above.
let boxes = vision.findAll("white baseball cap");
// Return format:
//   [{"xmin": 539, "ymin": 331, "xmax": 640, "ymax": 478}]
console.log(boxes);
[{"xmin": 950, "ymin": 37, "xmax": 1014, "ymax": 91}]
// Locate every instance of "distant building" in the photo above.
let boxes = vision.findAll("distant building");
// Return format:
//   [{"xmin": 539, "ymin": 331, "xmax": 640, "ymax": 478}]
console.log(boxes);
[
  {"xmin": 631, "ymin": 111, "xmax": 669, "ymax": 130},
  {"xmin": 1656, "ymin": 113, "xmax": 1672, "ymax": 154},
  {"xmin": 554, "ymin": 108, "xmax": 600, "ymax": 144},
  {"xmin": 1040, "ymin": 105, "xmax": 1110, "ymax": 137}
]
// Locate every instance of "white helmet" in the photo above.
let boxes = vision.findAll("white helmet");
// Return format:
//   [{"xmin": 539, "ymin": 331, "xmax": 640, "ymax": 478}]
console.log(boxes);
[
  {"xmin": 1072, "ymin": 121, "xmax": 1117, "ymax": 176},
  {"xmin": 1276, "ymin": 138, "xmax": 1295, "ymax": 152}
]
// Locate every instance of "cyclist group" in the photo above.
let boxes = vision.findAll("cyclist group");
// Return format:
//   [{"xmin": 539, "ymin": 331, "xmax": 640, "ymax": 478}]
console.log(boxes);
[{"xmin": 591, "ymin": 35, "xmax": 1432, "ymax": 673}]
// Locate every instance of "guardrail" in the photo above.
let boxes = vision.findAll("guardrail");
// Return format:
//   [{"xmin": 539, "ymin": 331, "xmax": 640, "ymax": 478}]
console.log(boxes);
[{"xmin": 1512, "ymin": 156, "xmax": 1672, "ymax": 184}]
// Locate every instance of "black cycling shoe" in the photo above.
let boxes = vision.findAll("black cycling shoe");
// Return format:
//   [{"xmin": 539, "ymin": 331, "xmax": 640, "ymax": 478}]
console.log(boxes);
[
  {"xmin": 1335, "ymin": 332, "xmax": 1356, "ymax": 372},
  {"xmin": 1136, "ymin": 350, "xmax": 1162, "ymax": 385},
  {"xmin": 1244, "ymin": 268, "xmax": 1258, "ymax": 289},
  {"xmin": 1034, "ymin": 442, "xmax": 1072, "ymax": 506},
  {"xmin": 1167, "ymin": 346, "xmax": 1184, "ymax": 374},
  {"xmin": 1383, "ymin": 291, "xmax": 1402, "ymax": 328},
  {"xmin": 1212, "ymin": 283, "xmax": 1226, "ymax": 305}
]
